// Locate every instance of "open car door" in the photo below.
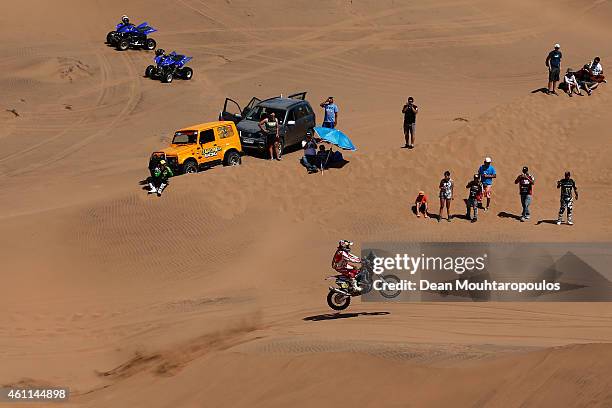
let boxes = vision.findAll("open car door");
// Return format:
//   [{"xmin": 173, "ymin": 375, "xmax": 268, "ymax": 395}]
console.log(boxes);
[
  {"xmin": 242, "ymin": 97, "xmax": 261, "ymax": 117},
  {"xmin": 288, "ymin": 92, "xmax": 307, "ymax": 100},
  {"xmin": 219, "ymin": 98, "xmax": 243, "ymax": 123}
]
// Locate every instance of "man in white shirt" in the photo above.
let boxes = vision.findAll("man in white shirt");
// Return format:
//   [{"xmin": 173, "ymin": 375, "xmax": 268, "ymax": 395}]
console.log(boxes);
[
  {"xmin": 589, "ymin": 56, "xmax": 603, "ymax": 77},
  {"xmin": 563, "ymin": 68, "xmax": 582, "ymax": 97}
]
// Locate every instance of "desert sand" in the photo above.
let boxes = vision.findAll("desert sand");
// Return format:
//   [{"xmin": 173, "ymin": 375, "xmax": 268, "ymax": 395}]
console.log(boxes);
[{"xmin": 1, "ymin": 0, "xmax": 612, "ymax": 407}]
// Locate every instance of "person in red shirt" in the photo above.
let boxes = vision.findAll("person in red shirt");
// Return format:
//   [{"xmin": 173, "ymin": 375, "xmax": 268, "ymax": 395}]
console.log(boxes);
[
  {"xmin": 415, "ymin": 191, "xmax": 429, "ymax": 218},
  {"xmin": 331, "ymin": 240, "xmax": 362, "ymax": 292}
]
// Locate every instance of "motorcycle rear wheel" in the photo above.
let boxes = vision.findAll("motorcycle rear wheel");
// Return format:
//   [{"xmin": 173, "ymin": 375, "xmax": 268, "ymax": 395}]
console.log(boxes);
[{"xmin": 327, "ymin": 290, "xmax": 351, "ymax": 311}]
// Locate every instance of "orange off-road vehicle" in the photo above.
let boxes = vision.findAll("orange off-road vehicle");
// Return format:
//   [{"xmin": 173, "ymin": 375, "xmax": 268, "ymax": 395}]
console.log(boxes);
[{"xmin": 150, "ymin": 121, "xmax": 243, "ymax": 175}]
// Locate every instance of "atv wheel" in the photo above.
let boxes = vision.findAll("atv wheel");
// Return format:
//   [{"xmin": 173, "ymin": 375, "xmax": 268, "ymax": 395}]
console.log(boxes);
[
  {"xmin": 182, "ymin": 160, "xmax": 198, "ymax": 174},
  {"xmin": 106, "ymin": 31, "xmax": 116, "ymax": 44},
  {"xmin": 117, "ymin": 39, "xmax": 129, "ymax": 51},
  {"xmin": 162, "ymin": 72, "xmax": 173, "ymax": 83},
  {"xmin": 327, "ymin": 290, "xmax": 351, "ymax": 311},
  {"xmin": 223, "ymin": 151, "xmax": 241, "ymax": 166},
  {"xmin": 144, "ymin": 65, "xmax": 155, "ymax": 78},
  {"xmin": 182, "ymin": 67, "xmax": 193, "ymax": 80},
  {"xmin": 145, "ymin": 38, "xmax": 156, "ymax": 51}
]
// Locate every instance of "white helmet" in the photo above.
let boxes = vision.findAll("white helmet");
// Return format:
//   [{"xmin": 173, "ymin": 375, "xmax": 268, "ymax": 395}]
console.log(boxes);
[
  {"xmin": 121, "ymin": 15, "xmax": 130, "ymax": 23},
  {"xmin": 484, "ymin": 157, "xmax": 492, "ymax": 163},
  {"xmin": 338, "ymin": 240, "xmax": 353, "ymax": 250}
]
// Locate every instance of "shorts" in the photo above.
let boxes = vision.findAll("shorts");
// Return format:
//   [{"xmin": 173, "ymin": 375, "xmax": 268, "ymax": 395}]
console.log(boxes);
[
  {"xmin": 322, "ymin": 121, "xmax": 335, "ymax": 129},
  {"xmin": 439, "ymin": 192, "xmax": 452, "ymax": 200},
  {"xmin": 482, "ymin": 184, "xmax": 492, "ymax": 199},
  {"xmin": 404, "ymin": 122, "xmax": 416, "ymax": 136},
  {"xmin": 265, "ymin": 132, "xmax": 278, "ymax": 146},
  {"xmin": 549, "ymin": 67, "xmax": 560, "ymax": 82}
]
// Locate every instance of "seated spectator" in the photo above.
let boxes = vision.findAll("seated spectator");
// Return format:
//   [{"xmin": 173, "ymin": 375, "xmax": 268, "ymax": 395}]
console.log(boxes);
[
  {"xmin": 300, "ymin": 132, "xmax": 318, "ymax": 173},
  {"xmin": 317, "ymin": 145, "xmax": 331, "ymax": 169},
  {"xmin": 575, "ymin": 64, "xmax": 599, "ymax": 95},
  {"xmin": 414, "ymin": 191, "xmax": 429, "ymax": 218},
  {"xmin": 563, "ymin": 68, "xmax": 582, "ymax": 97},
  {"xmin": 589, "ymin": 56, "xmax": 605, "ymax": 79}
]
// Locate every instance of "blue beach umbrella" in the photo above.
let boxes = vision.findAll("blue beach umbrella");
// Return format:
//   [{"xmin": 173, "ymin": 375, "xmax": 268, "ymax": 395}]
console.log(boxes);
[{"xmin": 313, "ymin": 126, "xmax": 357, "ymax": 151}]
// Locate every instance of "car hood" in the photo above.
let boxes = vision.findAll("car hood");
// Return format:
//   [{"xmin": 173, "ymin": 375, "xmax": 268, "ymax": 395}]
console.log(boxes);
[
  {"xmin": 236, "ymin": 120, "xmax": 263, "ymax": 136},
  {"xmin": 155, "ymin": 145, "xmax": 197, "ymax": 156}
]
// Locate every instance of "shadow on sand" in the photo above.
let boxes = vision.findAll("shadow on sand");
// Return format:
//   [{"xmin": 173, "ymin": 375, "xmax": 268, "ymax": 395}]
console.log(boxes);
[
  {"xmin": 498, "ymin": 211, "xmax": 523, "ymax": 221},
  {"xmin": 303, "ymin": 311, "xmax": 390, "ymax": 322}
]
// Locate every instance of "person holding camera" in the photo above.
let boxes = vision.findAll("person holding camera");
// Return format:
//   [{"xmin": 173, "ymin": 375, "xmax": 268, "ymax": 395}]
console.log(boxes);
[
  {"xmin": 320, "ymin": 96, "xmax": 339, "ymax": 129},
  {"xmin": 402, "ymin": 96, "xmax": 418, "ymax": 148},
  {"xmin": 514, "ymin": 166, "xmax": 535, "ymax": 222}
]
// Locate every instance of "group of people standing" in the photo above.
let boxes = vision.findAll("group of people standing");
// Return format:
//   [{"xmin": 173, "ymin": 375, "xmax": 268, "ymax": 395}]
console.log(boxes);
[
  {"xmin": 546, "ymin": 43, "xmax": 606, "ymax": 96},
  {"xmin": 414, "ymin": 158, "xmax": 579, "ymax": 225}
]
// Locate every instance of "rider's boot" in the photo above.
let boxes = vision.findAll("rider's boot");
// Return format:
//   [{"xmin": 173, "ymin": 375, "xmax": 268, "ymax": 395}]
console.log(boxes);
[
  {"xmin": 351, "ymin": 278, "xmax": 362, "ymax": 292},
  {"xmin": 148, "ymin": 182, "xmax": 157, "ymax": 194},
  {"xmin": 157, "ymin": 182, "xmax": 167, "ymax": 197}
]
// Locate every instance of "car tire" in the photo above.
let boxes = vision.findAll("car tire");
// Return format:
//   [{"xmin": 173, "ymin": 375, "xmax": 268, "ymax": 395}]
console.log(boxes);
[
  {"xmin": 162, "ymin": 72, "xmax": 173, "ymax": 83},
  {"xmin": 144, "ymin": 65, "xmax": 155, "ymax": 78},
  {"xmin": 223, "ymin": 151, "xmax": 241, "ymax": 166},
  {"xmin": 145, "ymin": 38, "xmax": 156, "ymax": 50},
  {"xmin": 182, "ymin": 67, "xmax": 193, "ymax": 80},
  {"xmin": 182, "ymin": 160, "xmax": 198, "ymax": 174},
  {"xmin": 117, "ymin": 39, "xmax": 129, "ymax": 51}
]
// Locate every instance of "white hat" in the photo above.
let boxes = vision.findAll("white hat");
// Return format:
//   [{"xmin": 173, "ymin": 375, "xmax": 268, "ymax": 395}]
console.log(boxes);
[
  {"xmin": 484, "ymin": 157, "xmax": 492, "ymax": 163},
  {"xmin": 554, "ymin": 43, "xmax": 560, "ymax": 48}
]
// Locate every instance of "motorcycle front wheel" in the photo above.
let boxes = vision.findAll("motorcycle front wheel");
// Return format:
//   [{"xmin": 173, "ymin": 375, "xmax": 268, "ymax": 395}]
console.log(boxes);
[
  {"xmin": 327, "ymin": 290, "xmax": 351, "ymax": 311},
  {"xmin": 379, "ymin": 274, "xmax": 401, "ymax": 299}
]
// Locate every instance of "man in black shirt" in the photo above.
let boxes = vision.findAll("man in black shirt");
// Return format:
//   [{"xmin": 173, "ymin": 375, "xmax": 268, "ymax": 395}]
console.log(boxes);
[
  {"xmin": 402, "ymin": 96, "xmax": 418, "ymax": 148},
  {"xmin": 515, "ymin": 166, "xmax": 535, "ymax": 222},
  {"xmin": 556, "ymin": 171, "xmax": 578, "ymax": 225},
  {"xmin": 465, "ymin": 174, "xmax": 482, "ymax": 223}
]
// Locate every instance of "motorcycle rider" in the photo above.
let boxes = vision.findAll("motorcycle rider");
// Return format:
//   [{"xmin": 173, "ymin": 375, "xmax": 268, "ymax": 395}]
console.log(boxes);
[
  {"xmin": 148, "ymin": 159, "xmax": 173, "ymax": 197},
  {"xmin": 331, "ymin": 240, "xmax": 362, "ymax": 292}
]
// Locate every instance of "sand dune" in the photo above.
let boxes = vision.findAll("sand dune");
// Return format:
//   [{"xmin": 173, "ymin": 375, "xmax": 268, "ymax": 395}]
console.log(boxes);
[{"xmin": 1, "ymin": 0, "xmax": 612, "ymax": 406}]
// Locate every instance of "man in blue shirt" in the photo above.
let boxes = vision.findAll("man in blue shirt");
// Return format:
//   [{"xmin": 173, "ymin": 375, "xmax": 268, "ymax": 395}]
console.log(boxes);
[
  {"xmin": 478, "ymin": 157, "xmax": 497, "ymax": 211},
  {"xmin": 320, "ymin": 96, "xmax": 338, "ymax": 129},
  {"xmin": 545, "ymin": 43, "xmax": 563, "ymax": 95}
]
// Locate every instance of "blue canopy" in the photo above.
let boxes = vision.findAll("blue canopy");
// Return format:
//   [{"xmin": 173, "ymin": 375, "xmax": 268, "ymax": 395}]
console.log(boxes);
[{"xmin": 313, "ymin": 126, "xmax": 357, "ymax": 151}]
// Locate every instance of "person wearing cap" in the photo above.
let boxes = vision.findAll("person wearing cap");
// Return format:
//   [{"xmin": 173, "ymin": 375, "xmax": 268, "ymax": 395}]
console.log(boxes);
[
  {"xmin": 563, "ymin": 68, "xmax": 582, "ymax": 97},
  {"xmin": 515, "ymin": 166, "xmax": 535, "ymax": 222},
  {"xmin": 438, "ymin": 171, "xmax": 454, "ymax": 223},
  {"xmin": 478, "ymin": 157, "xmax": 496, "ymax": 211},
  {"xmin": 320, "ymin": 96, "xmax": 338, "ymax": 129},
  {"xmin": 545, "ymin": 44, "xmax": 563, "ymax": 95},
  {"xmin": 402, "ymin": 96, "xmax": 418, "ymax": 148},
  {"xmin": 148, "ymin": 159, "xmax": 173, "ymax": 197},
  {"xmin": 556, "ymin": 171, "xmax": 578, "ymax": 225},
  {"xmin": 465, "ymin": 174, "xmax": 482, "ymax": 223},
  {"xmin": 300, "ymin": 131, "xmax": 319, "ymax": 174},
  {"xmin": 414, "ymin": 191, "xmax": 429, "ymax": 218}
]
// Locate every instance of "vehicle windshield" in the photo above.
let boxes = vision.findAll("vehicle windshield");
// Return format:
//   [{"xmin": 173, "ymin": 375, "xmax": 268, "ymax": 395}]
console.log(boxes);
[
  {"xmin": 172, "ymin": 130, "xmax": 198, "ymax": 144},
  {"xmin": 245, "ymin": 106, "xmax": 286, "ymax": 122}
]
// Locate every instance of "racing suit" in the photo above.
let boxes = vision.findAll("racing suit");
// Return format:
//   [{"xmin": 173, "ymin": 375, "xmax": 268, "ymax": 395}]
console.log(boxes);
[
  {"xmin": 332, "ymin": 248, "xmax": 362, "ymax": 291},
  {"xmin": 149, "ymin": 165, "xmax": 173, "ymax": 196}
]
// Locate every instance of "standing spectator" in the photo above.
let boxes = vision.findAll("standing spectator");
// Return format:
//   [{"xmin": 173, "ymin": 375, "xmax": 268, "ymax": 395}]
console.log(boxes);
[
  {"xmin": 478, "ymin": 157, "xmax": 497, "ymax": 211},
  {"xmin": 545, "ymin": 43, "xmax": 562, "ymax": 95},
  {"xmin": 438, "ymin": 171, "xmax": 454, "ymax": 223},
  {"xmin": 402, "ymin": 96, "xmax": 418, "ymax": 148},
  {"xmin": 557, "ymin": 171, "xmax": 578, "ymax": 225},
  {"xmin": 515, "ymin": 166, "xmax": 535, "ymax": 222},
  {"xmin": 414, "ymin": 191, "xmax": 429, "ymax": 218},
  {"xmin": 465, "ymin": 174, "xmax": 482, "ymax": 223},
  {"xmin": 301, "ymin": 132, "xmax": 318, "ymax": 173},
  {"xmin": 320, "ymin": 96, "xmax": 338, "ymax": 129},
  {"xmin": 259, "ymin": 112, "xmax": 281, "ymax": 161}
]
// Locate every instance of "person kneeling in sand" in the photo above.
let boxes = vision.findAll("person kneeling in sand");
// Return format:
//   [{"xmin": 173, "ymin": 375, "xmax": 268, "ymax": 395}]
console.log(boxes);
[
  {"xmin": 563, "ymin": 68, "xmax": 582, "ymax": 97},
  {"xmin": 149, "ymin": 160, "xmax": 173, "ymax": 197},
  {"xmin": 414, "ymin": 191, "xmax": 429, "ymax": 218}
]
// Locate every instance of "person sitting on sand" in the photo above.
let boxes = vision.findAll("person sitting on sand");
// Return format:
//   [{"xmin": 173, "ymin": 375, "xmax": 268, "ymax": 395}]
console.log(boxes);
[
  {"xmin": 589, "ymin": 56, "xmax": 604, "ymax": 78},
  {"xmin": 563, "ymin": 68, "xmax": 582, "ymax": 97},
  {"xmin": 575, "ymin": 64, "xmax": 600, "ymax": 95},
  {"xmin": 301, "ymin": 132, "xmax": 318, "ymax": 174},
  {"xmin": 415, "ymin": 191, "xmax": 429, "ymax": 218},
  {"xmin": 148, "ymin": 159, "xmax": 173, "ymax": 197}
]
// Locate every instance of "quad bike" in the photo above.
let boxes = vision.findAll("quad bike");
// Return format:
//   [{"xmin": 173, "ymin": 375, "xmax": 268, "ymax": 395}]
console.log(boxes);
[
  {"xmin": 106, "ymin": 22, "xmax": 157, "ymax": 51},
  {"xmin": 145, "ymin": 51, "xmax": 193, "ymax": 83},
  {"xmin": 326, "ymin": 257, "xmax": 401, "ymax": 311}
]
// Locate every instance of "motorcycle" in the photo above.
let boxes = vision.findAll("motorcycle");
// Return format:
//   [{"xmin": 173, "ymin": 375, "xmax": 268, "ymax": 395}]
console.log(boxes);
[
  {"xmin": 145, "ymin": 52, "xmax": 193, "ymax": 83},
  {"xmin": 106, "ymin": 22, "xmax": 157, "ymax": 51},
  {"xmin": 326, "ymin": 257, "xmax": 401, "ymax": 311}
]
